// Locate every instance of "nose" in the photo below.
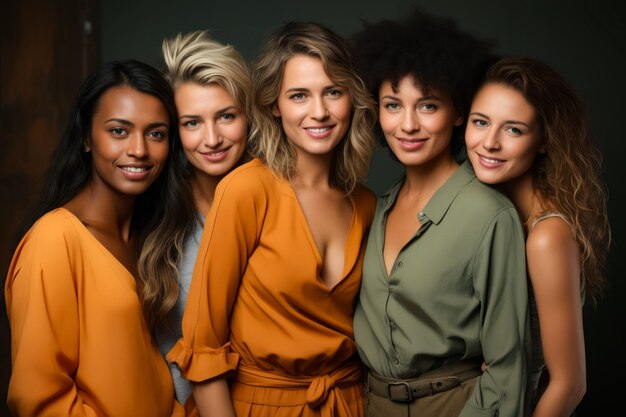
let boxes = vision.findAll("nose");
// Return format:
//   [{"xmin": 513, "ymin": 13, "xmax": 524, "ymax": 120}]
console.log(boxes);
[
  {"xmin": 482, "ymin": 129, "xmax": 501, "ymax": 151},
  {"xmin": 204, "ymin": 124, "xmax": 223, "ymax": 148},
  {"xmin": 311, "ymin": 96, "xmax": 330, "ymax": 120},
  {"xmin": 126, "ymin": 132, "xmax": 147, "ymax": 158},
  {"xmin": 401, "ymin": 110, "xmax": 419, "ymax": 133}
]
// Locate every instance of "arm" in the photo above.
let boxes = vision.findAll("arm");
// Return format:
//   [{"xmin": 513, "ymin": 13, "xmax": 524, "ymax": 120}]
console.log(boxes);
[
  {"xmin": 460, "ymin": 207, "xmax": 530, "ymax": 417},
  {"xmin": 5, "ymin": 223, "xmax": 97, "ymax": 417},
  {"xmin": 167, "ymin": 168, "xmax": 264, "ymax": 417},
  {"xmin": 527, "ymin": 219, "xmax": 585, "ymax": 417}
]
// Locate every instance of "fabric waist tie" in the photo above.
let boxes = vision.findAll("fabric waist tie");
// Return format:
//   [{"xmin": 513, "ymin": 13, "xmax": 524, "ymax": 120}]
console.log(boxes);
[
  {"xmin": 235, "ymin": 361, "xmax": 362, "ymax": 408},
  {"xmin": 367, "ymin": 358, "xmax": 482, "ymax": 402}
]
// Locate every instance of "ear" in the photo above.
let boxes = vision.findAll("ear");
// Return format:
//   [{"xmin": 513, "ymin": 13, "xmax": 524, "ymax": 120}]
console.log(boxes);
[
  {"xmin": 454, "ymin": 114, "xmax": 464, "ymax": 127},
  {"xmin": 538, "ymin": 142, "xmax": 547, "ymax": 154},
  {"xmin": 272, "ymin": 103, "xmax": 281, "ymax": 118},
  {"xmin": 83, "ymin": 137, "xmax": 91, "ymax": 152}
]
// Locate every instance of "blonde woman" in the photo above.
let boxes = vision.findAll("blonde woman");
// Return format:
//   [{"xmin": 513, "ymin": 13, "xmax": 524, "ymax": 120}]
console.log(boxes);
[
  {"xmin": 168, "ymin": 22, "xmax": 377, "ymax": 417},
  {"xmin": 138, "ymin": 31, "xmax": 252, "ymax": 406}
]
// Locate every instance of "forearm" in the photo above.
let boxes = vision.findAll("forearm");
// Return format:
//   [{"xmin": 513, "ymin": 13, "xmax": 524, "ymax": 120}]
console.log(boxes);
[
  {"xmin": 531, "ymin": 378, "xmax": 586, "ymax": 417},
  {"xmin": 192, "ymin": 378, "xmax": 236, "ymax": 417}
]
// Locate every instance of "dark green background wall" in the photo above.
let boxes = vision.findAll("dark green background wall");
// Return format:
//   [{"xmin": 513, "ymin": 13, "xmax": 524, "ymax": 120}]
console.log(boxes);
[{"xmin": 102, "ymin": 0, "xmax": 625, "ymax": 415}]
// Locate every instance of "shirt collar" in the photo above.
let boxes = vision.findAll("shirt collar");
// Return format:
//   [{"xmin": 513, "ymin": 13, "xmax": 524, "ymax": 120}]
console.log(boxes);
[{"xmin": 381, "ymin": 159, "xmax": 477, "ymax": 225}]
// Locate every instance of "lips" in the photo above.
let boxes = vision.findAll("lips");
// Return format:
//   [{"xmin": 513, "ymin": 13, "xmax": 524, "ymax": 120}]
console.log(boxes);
[
  {"xmin": 305, "ymin": 126, "xmax": 334, "ymax": 138},
  {"xmin": 118, "ymin": 165, "xmax": 151, "ymax": 180},
  {"xmin": 477, "ymin": 153, "xmax": 506, "ymax": 168},
  {"xmin": 200, "ymin": 147, "xmax": 230, "ymax": 162},
  {"xmin": 396, "ymin": 136, "xmax": 428, "ymax": 151}
]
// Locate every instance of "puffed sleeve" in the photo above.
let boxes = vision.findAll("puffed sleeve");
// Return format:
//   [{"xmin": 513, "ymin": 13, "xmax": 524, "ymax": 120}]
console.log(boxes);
[
  {"xmin": 5, "ymin": 221, "xmax": 97, "ymax": 417},
  {"xmin": 167, "ymin": 166, "xmax": 266, "ymax": 382},
  {"xmin": 460, "ymin": 207, "xmax": 531, "ymax": 417}
]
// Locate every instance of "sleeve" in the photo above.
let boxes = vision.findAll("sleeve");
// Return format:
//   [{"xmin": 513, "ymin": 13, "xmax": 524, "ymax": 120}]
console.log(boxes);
[
  {"xmin": 460, "ymin": 207, "xmax": 531, "ymax": 417},
  {"xmin": 5, "ymin": 222, "xmax": 98, "ymax": 417},
  {"xmin": 167, "ymin": 169, "xmax": 265, "ymax": 382}
]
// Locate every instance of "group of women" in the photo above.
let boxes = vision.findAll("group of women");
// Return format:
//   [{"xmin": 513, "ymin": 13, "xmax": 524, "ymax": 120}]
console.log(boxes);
[{"xmin": 4, "ymin": 7, "xmax": 609, "ymax": 417}]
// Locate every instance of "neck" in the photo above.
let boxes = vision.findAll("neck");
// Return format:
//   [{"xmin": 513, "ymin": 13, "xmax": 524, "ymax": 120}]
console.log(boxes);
[
  {"xmin": 402, "ymin": 153, "xmax": 458, "ymax": 200},
  {"xmin": 291, "ymin": 151, "xmax": 333, "ymax": 190},
  {"xmin": 70, "ymin": 181, "xmax": 136, "ymax": 241},
  {"xmin": 500, "ymin": 171, "xmax": 542, "ymax": 225},
  {"xmin": 190, "ymin": 169, "xmax": 221, "ymax": 217}
]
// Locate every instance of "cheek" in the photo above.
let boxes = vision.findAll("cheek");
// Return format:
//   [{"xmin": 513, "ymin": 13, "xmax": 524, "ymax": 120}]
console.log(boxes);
[
  {"xmin": 149, "ymin": 141, "xmax": 170, "ymax": 166},
  {"xmin": 180, "ymin": 130, "xmax": 201, "ymax": 153}
]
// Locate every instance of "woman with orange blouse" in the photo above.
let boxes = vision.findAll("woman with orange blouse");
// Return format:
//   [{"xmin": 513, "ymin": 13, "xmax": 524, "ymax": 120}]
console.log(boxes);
[
  {"xmin": 167, "ymin": 22, "xmax": 377, "ymax": 416},
  {"xmin": 5, "ymin": 60, "xmax": 186, "ymax": 417}
]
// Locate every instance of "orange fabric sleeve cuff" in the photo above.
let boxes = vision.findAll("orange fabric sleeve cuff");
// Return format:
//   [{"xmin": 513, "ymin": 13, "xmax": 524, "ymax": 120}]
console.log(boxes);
[{"xmin": 167, "ymin": 339, "xmax": 240, "ymax": 382}]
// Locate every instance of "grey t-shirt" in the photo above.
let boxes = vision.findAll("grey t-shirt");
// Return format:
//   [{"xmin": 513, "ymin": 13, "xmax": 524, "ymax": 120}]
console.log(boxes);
[{"xmin": 155, "ymin": 215, "xmax": 204, "ymax": 405}]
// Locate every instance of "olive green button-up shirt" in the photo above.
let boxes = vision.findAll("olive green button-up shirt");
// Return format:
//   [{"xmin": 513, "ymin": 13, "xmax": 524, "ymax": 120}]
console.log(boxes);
[{"xmin": 354, "ymin": 160, "xmax": 530, "ymax": 417}]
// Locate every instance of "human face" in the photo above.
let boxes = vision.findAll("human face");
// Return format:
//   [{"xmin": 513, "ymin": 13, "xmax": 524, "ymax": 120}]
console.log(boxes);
[
  {"xmin": 273, "ymin": 54, "xmax": 352, "ymax": 160},
  {"xmin": 176, "ymin": 82, "xmax": 247, "ymax": 178},
  {"xmin": 87, "ymin": 85, "xmax": 169, "ymax": 196},
  {"xmin": 465, "ymin": 83, "xmax": 544, "ymax": 185},
  {"xmin": 379, "ymin": 75, "xmax": 462, "ymax": 169}
]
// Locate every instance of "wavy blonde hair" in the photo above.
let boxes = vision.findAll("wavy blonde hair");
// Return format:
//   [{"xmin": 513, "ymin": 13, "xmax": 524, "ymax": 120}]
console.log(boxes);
[
  {"xmin": 138, "ymin": 31, "xmax": 252, "ymax": 329},
  {"xmin": 249, "ymin": 22, "xmax": 376, "ymax": 193},
  {"xmin": 483, "ymin": 57, "xmax": 610, "ymax": 302}
]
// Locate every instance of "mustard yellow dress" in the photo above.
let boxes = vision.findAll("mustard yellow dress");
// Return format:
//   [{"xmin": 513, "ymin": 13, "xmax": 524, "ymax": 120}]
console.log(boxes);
[
  {"xmin": 5, "ymin": 208, "xmax": 184, "ymax": 417},
  {"xmin": 168, "ymin": 160, "xmax": 376, "ymax": 417}
]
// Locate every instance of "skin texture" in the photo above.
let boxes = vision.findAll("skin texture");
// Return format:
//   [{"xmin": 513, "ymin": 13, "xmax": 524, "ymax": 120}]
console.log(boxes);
[
  {"xmin": 466, "ymin": 82, "xmax": 586, "ymax": 417},
  {"xmin": 378, "ymin": 75, "xmax": 461, "ymax": 274},
  {"xmin": 176, "ymin": 82, "xmax": 248, "ymax": 216},
  {"xmin": 173, "ymin": 82, "xmax": 248, "ymax": 417},
  {"xmin": 67, "ymin": 85, "xmax": 169, "ymax": 276},
  {"xmin": 193, "ymin": 55, "xmax": 356, "ymax": 417}
]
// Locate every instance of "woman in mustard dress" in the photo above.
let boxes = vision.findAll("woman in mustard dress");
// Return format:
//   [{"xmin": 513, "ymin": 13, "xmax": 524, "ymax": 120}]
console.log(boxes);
[
  {"xmin": 167, "ymin": 22, "xmax": 377, "ymax": 417},
  {"xmin": 5, "ymin": 60, "xmax": 186, "ymax": 417}
]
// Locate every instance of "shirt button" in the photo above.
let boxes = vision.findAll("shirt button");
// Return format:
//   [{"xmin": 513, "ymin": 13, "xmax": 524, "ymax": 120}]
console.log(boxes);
[
  {"xmin": 390, "ymin": 320, "xmax": 397, "ymax": 329},
  {"xmin": 418, "ymin": 211, "xmax": 425, "ymax": 218},
  {"xmin": 393, "ymin": 358, "xmax": 400, "ymax": 364},
  {"xmin": 397, "ymin": 261, "xmax": 404, "ymax": 268}
]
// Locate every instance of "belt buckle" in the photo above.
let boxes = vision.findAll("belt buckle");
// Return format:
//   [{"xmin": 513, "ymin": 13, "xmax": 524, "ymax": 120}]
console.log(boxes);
[{"xmin": 387, "ymin": 381, "xmax": 413, "ymax": 402}]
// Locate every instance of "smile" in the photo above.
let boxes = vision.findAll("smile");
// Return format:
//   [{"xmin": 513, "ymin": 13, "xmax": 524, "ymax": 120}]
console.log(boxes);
[
  {"xmin": 120, "ymin": 166, "xmax": 148, "ymax": 173},
  {"xmin": 479, "ymin": 154, "xmax": 505, "ymax": 164},
  {"xmin": 201, "ymin": 147, "xmax": 230, "ymax": 162},
  {"xmin": 306, "ymin": 127, "xmax": 331, "ymax": 133}
]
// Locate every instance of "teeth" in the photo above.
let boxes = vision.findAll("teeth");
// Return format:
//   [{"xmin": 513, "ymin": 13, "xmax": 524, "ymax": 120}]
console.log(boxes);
[
  {"xmin": 208, "ymin": 150, "xmax": 226, "ymax": 156},
  {"xmin": 308, "ymin": 127, "xmax": 331, "ymax": 133},
  {"xmin": 121, "ymin": 166, "xmax": 147, "ymax": 173},
  {"xmin": 481, "ymin": 156, "xmax": 504, "ymax": 164}
]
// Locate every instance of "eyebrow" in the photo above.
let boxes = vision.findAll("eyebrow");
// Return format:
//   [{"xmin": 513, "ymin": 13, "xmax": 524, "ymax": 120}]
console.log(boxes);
[
  {"xmin": 180, "ymin": 106, "xmax": 240, "ymax": 120},
  {"xmin": 470, "ymin": 111, "xmax": 530, "ymax": 127},
  {"xmin": 284, "ymin": 85, "xmax": 339, "ymax": 93},
  {"xmin": 104, "ymin": 118, "xmax": 168, "ymax": 129},
  {"xmin": 380, "ymin": 94, "xmax": 441, "ymax": 102}
]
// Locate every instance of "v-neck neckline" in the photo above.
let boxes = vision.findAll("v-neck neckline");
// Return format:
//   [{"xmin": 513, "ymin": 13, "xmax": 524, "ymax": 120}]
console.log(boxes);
[
  {"xmin": 56, "ymin": 207, "xmax": 137, "ymax": 282},
  {"xmin": 278, "ymin": 179, "xmax": 359, "ymax": 292}
]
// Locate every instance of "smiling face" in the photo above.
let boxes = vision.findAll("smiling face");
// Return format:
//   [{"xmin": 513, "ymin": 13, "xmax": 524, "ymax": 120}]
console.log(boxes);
[
  {"xmin": 86, "ymin": 85, "xmax": 170, "ymax": 196},
  {"xmin": 175, "ymin": 82, "xmax": 247, "ymax": 178},
  {"xmin": 273, "ymin": 54, "xmax": 352, "ymax": 160},
  {"xmin": 465, "ymin": 82, "xmax": 544, "ymax": 185},
  {"xmin": 378, "ymin": 75, "xmax": 462, "ymax": 169}
]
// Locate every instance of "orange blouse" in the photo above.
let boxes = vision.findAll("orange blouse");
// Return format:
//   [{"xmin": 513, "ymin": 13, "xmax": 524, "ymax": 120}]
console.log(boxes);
[
  {"xmin": 168, "ymin": 159, "xmax": 376, "ymax": 414},
  {"xmin": 5, "ymin": 208, "xmax": 184, "ymax": 417}
]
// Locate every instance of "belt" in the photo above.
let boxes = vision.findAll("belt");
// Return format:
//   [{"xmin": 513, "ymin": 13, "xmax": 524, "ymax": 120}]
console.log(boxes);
[{"xmin": 367, "ymin": 359, "xmax": 482, "ymax": 402}]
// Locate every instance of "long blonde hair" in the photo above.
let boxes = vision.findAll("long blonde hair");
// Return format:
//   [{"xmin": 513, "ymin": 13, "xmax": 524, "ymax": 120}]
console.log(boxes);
[
  {"xmin": 250, "ymin": 22, "xmax": 376, "ymax": 193},
  {"xmin": 484, "ymin": 57, "xmax": 610, "ymax": 301},
  {"xmin": 138, "ymin": 31, "xmax": 252, "ymax": 329}
]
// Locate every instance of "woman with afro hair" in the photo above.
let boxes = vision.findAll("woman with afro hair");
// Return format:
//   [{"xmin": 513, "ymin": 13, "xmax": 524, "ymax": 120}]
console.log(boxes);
[{"xmin": 350, "ymin": 9, "xmax": 531, "ymax": 417}]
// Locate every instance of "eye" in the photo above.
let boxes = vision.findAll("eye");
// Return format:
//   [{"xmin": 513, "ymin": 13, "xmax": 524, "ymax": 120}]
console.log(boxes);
[
  {"xmin": 109, "ymin": 127, "xmax": 127, "ymax": 137},
  {"xmin": 419, "ymin": 103, "xmax": 438, "ymax": 112},
  {"xmin": 383, "ymin": 102, "xmax": 401, "ymax": 111},
  {"xmin": 219, "ymin": 113, "xmax": 236, "ymax": 122},
  {"xmin": 147, "ymin": 130, "xmax": 166, "ymax": 140},
  {"xmin": 326, "ymin": 88, "xmax": 343, "ymax": 98},
  {"xmin": 182, "ymin": 119, "xmax": 199, "ymax": 129},
  {"xmin": 289, "ymin": 92, "xmax": 307, "ymax": 101},
  {"xmin": 505, "ymin": 126, "xmax": 523, "ymax": 136},
  {"xmin": 471, "ymin": 119, "xmax": 488, "ymax": 128}
]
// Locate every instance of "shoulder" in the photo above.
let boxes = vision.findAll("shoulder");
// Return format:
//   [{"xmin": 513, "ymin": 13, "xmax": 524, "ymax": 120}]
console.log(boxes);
[
  {"xmin": 215, "ymin": 159, "xmax": 276, "ymax": 198},
  {"xmin": 527, "ymin": 216, "xmax": 578, "ymax": 260},
  {"xmin": 21, "ymin": 208, "xmax": 83, "ymax": 249}
]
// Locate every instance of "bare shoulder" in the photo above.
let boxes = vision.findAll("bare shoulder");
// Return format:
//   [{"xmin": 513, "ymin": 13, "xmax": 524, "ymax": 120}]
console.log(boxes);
[{"xmin": 526, "ymin": 216, "xmax": 577, "ymax": 256}]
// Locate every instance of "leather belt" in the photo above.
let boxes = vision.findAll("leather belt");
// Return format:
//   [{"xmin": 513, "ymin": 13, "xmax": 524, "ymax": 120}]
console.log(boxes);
[{"xmin": 367, "ymin": 359, "xmax": 482, "ymax": 402}]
